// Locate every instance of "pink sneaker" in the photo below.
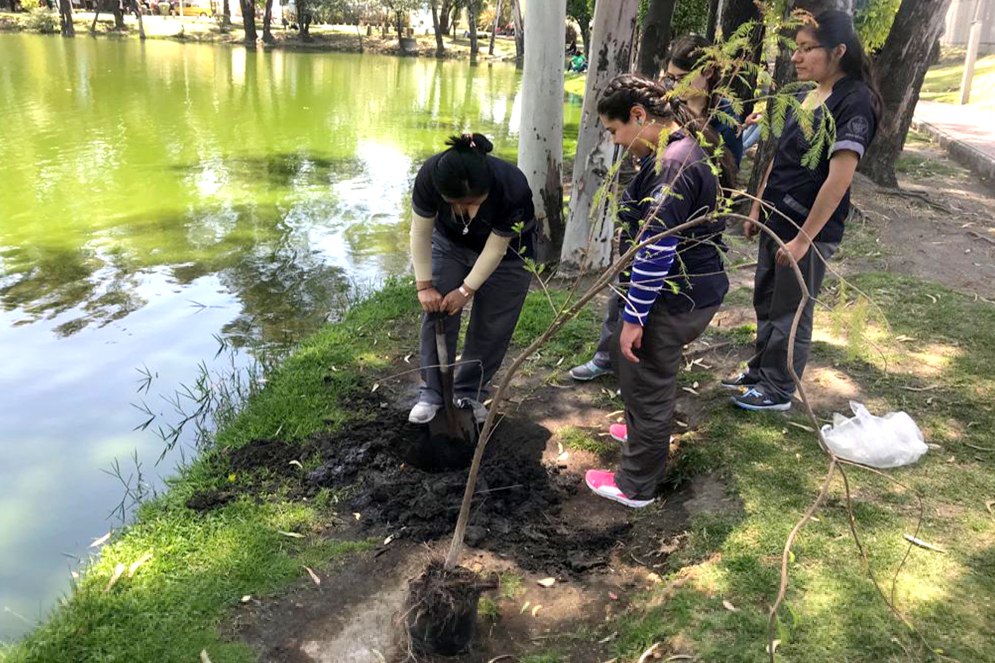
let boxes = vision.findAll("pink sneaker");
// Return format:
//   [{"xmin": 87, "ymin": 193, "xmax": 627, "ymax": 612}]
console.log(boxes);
[
  {"xmin": 609, "ymin": 423, "xmax": 627, "ymax": 443},
  {"xmin": 585, "ymin": 470, "xmax": 654, "ymax": 508}
]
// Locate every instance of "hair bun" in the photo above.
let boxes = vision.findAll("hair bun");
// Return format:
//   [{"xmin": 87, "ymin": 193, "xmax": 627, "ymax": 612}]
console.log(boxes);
[{"xmin": 445, "ymin": 133, "xmax": 494, "ymax": 155}]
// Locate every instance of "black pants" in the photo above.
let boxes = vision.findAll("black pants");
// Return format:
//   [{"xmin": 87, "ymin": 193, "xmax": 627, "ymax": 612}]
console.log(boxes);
[
  {"xmin": 747, "ymin": 233, "xmax": 838, "ymax": 400},
  {"xmin": 612, "ymin": 303, "xmax": 719, "ymax": 500},
  {"xmin": 418, "ymin": 232, "xmax": 532, "ymax": 405}
]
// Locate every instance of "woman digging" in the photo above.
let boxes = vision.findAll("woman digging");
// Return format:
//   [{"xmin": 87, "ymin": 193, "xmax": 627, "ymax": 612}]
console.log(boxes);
[
  {"xmin": 585, "ymin": 75, "xmax": 737, "ymax": 508},
  {"xmin": 725, "ymin": 10, "xmax": 881, "ymax": 411},
  {"xmin": 569, "ymin": 35, "xmax": 744, "ymax": 382},
  {"xmin": 408, "ymin": 133, "xmax": 536, "ymax": 426}
]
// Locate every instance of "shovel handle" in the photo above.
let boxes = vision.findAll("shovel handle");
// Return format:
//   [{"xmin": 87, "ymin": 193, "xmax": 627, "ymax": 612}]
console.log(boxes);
[{"xmin": 434, "ymin": 318, "xmax": 450, "ymax": 376}]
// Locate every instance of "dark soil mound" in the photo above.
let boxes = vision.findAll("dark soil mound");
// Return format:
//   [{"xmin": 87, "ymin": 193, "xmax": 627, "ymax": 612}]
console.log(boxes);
[{"xmin": 307, "ymin": 415, "xmax": 631, "ymax": 575}]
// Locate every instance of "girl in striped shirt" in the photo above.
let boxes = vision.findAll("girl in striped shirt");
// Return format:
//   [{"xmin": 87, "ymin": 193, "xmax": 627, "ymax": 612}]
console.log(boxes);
[{"xmin": 585, "ymin": 75, "xmax": 736, "ymax": 508}]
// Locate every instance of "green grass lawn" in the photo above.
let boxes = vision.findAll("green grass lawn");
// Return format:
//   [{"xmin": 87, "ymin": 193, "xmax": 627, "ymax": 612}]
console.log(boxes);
[
  {"xmin": 573, "ymin": 271, "xmax": 995, "ymax": 662},
  {"xmin": 922, "ymin": 50, "xmax": 995, "ymax": 110}
]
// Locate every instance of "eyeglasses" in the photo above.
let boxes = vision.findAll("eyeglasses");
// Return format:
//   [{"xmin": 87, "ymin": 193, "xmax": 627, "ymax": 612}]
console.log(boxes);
[
  {"xmin": 793, "ymin": 44, "xmax": 825, "ymax": 55},
  {"xmin": 663, "ymin": 69, "xmax": 690, "ymax": 83}
]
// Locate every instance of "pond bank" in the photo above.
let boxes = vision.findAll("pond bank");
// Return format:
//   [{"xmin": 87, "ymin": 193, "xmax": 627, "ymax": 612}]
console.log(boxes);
[{"xmin": 0, "ymin": 12, "xmax": 521, "ymax": 61}]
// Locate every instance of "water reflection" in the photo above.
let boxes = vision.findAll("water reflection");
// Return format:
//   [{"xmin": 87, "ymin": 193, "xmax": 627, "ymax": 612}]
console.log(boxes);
[{"xmin": 0, "ymin": 33, "xmax": 581, "ymax": 640}]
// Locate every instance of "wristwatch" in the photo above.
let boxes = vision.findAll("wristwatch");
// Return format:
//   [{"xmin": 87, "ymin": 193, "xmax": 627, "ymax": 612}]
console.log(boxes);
[{"xmin": 458, "ymin": 285, "xmax": 473, "ymax": 298}]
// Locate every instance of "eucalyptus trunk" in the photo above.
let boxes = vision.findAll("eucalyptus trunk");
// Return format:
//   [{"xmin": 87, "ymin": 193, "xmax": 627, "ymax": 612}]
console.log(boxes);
[
  {"xmin": 488, "ymin": 0, "xmax": 503, "ymax": 55},
  {"xmin": 240, "ymin": 0, "xmax": 257, "ymax": 41},
  {"xmin": 859, "ymin": 0, "xmax": 952, "ymax": 187},
  {"xmin": 517, "ymin": 0, "xmax": 566, "ymax": 262},
  {"xmin": 58, "ymin": 0, "xmax": 74, "ymax": 36},
  {"xmin": 512, "ymin": 0, "xmax": 524, "ymax": 67},
  {"xmin": 468, "ymin": 1, "xmax": 479, "ymax": 60},
  {"xmin": 262, "ymin": 0, "xmax": 273, "ymax": 43},
  {"xmin": 431, "ymin": 0, "xmax": 446, "ymax": 57},
  {"xmin": 223, "ymin": 0, "xmax": 230, "ymax": 26},
  {"xmin": 636, "ymin": 0, "xmax": 677, "ymax": 78},
  {"xmin": 561, "ymin": 0, "xmax": 640, "ymax": 273}
]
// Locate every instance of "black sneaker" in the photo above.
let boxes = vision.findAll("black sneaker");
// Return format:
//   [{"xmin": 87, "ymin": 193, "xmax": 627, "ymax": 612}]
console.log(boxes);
[
  {"xmin": 732, "ymin": 387, "xmax": 791, "ymax": 412},
  {"xmin": 721, "ymin": 371, "xmax": 759, "ymax": 390}
]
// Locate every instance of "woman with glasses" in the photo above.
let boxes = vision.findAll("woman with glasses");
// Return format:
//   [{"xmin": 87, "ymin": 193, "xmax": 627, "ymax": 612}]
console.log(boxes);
[
  {"xmin": 725, "ymin": 10, "xmax": 882, "ymax": 411},
  {"xmin": 408, "ymin": 134, "xmax": 535, "ymax": 425}
]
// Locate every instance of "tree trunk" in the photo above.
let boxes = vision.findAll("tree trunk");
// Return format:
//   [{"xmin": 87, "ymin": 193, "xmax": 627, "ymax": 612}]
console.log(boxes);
[
  {"xmin": 579, "ymin": 21, "xmax": 590, "ymax": 57},
  {"xmin": 636, "ymin": 0, "xmax": 677, "ymax": 78},
  {"xmin": 395, "ymin": 10, "xmax": 403, "ymax": 39},
  {"xmin": 131, "ymin": 0, "xmax": 144, "ymax": 38},
  {"xmin": 439, "ymin": 0, "xmax": 452, "ymax": 34},
  {"xmin": 90, "ymin": 0, "xmax": 101, "ymax": 33},
  {"xmin": 561, "ymin": 0, "xmax": 640, "ymax": 272},
  {"xmin": 469, "ymin": 1, "xmax": 478, "ymax": 59},
  {"xmin": 518, "ymin": 0, "xmax": 566, "ymax": 263},
  {"xmin": 859, "ymin": 0, "xmax": 952, "ymax": 187},
  {"xmin": 58, "ymin": 0, "xmax": 74, "ymax": 36},
  {"xmin": 512, "ymin": 0, "xmax": 524, "ymax": 67},
  {"xmin": 240, "ymin": 0, "xmax": 256, "ymax": 41},
  {"xmin": 431, "ymin": 0, "xmax": 446, "ymax": 56},
  {"xmin": 112, "ymin": 0, "xmax": 125, "ymax": 29},
  {"xmin": 222, "ymin": 0, "xmax": 230, "ymax": 26},
  {"xmin": 262, "ymin": 0, "xmax": 273, "ymax": 43},
  {"xmin": 748, "ymin": 2, "xmax": 797, "ymax": 197},
  {"xmin": 705, "ymin": 0, "xmax": 720, "ymax": 41},
  {"xmin": 720, "ymin": 0, "xmax": 763, "ymax": 102},
  {"xmin": 488, "ymin": 0, "xmax": 502, "ymax": 55}
]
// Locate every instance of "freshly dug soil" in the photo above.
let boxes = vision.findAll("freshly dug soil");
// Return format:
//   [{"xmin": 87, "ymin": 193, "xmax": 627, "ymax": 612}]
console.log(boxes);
[
  {"xmin": 306, "ymin": 415, "xmax": 632, "ymax": 575},
  {"xmin": 405, "ymin": 560, "xmax": 497, "ymax": 656}
]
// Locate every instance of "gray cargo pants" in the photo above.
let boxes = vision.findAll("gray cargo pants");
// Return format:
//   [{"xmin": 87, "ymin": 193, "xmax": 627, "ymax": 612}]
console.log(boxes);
[
  {"xmin": 612, "ymin": 303, "xmax": 719, "ymax": 501},
  {"xmin": 747, "ymin": 233, "xmax": 838, "ymax": 400},
  {"xmin": 418, "ymin": 232, "xmax": 532, "ymax": 405}
]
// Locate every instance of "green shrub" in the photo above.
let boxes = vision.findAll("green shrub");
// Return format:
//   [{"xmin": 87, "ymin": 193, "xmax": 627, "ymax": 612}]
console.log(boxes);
[{"xmin": 25, "ymin": 7, "xmax": 58, "ymax": 34}]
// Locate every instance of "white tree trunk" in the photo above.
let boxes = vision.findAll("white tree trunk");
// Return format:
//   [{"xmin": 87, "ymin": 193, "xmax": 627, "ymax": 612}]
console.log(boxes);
[
  {"xmin": 517, "ymin": 0, "xmax": 567, "ymax": 262},
  {"xmin": 559, "ymin": 0, "xmax": 639, "ymax": 273}
]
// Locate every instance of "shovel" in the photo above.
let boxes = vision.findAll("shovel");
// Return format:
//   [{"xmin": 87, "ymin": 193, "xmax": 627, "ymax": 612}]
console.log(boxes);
[{"xmin": 428, "ymin": 313, "xmax": 477, "ymax": 444}]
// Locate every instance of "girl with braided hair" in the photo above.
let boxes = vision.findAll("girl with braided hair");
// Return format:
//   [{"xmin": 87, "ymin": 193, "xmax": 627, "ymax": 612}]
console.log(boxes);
[
  {"xmin": 408, "ymin": 133, "xmax": 536, "ymax": 425},
  {"xmin": 584, "ymin": 74, "xmax": 734, "ymax": 508}
]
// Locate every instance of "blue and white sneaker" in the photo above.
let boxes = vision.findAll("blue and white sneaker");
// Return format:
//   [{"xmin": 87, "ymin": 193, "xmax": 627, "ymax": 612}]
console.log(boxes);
[
  {"xmin": 568, "ymin": 359, "xmax": 612, "ymax": 381},
  {"xmin": 732, "ymin": 387, "xmax": 791, "ymax": 412},
  {"xmin": 721, "ymin": 371, "xmax": 759, "ymax": 390}
]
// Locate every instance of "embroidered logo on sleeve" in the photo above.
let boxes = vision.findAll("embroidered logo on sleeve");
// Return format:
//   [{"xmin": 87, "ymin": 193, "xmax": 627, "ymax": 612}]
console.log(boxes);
[{"xmin": 843, "ymin": 116, "xmax": 870, "ymax": 142}]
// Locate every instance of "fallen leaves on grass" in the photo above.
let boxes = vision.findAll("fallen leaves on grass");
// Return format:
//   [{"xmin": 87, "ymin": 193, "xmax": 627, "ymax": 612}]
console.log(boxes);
[
  {"xmin": 722, "ymin": 599, "xmax": 739, "ymax": 612},
  {"xmin": 637, "ymin": 642, "xmax": 661, "ymax": 663},
  {"xmin": 90, "ymin": 532, "xmax": 111, "ymax": 548},
  {"xmin": 787, "ymin": 421, "xmax": 815, "ymax": 432},
  {"xmin": 278, "ymin": 531, "xmax": 305, "ymax": 539},
  {"xmin": 288, "ymin": 460, "xmax": 304, "ymax": 469},
  {"xmin": 537, "ymin": 577, "xmax": 556, "ymax": 587},
  {"xmin": 766, "ymin": 639, "xmax": 781, "ymax": 655},
  {"xmin": 104, "ymin": 563, "xmax": 126, "ymax": 593},
  {"xmin": 304, "ymin": 566, "xmax": 321, "ymax": 586},
  {"xmin": 200, "ymin": 650, "xmax": 212, "ymax": 663},
  {"xmin": 531, "ymin": 604, "xmax": 542, "ymax": 617},
  {"xmin": 986, "ymin": 500, "xmax": 994, "ymax": 523},
  {"xmin": 128, "ymin": 552, "xmax": 153, "ymax": 577},
  {"xmin": 904, "ymin": 534, "xmax": 946, "ymax": 553}
]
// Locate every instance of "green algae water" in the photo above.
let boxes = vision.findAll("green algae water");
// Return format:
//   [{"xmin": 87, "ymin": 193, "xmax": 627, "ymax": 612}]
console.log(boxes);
[{"xmin": 0, "ymin": 33, "xmax": 581, "ymax": 641}]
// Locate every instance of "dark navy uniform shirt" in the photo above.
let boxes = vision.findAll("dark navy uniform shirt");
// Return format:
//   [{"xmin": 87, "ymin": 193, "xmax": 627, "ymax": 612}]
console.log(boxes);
[
  {"xmin": 412, "ymin": 153, "xmax": 536, "ymax": 261},
  {"xmin": 763, "ymin": 76, "xmax": 879, "ymax": 244},
  {"xmin": 618, "ymin": 131, "xmax": 729, "ymax": 318}
]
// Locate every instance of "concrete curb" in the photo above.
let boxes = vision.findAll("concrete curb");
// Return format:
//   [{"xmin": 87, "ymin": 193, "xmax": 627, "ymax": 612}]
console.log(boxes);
[{"xmin": 911, "ymin": 116, "xmax": 995, "ymax": 182}]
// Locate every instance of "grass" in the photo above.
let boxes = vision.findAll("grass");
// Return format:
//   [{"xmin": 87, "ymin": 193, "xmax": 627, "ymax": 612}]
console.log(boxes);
[
  {"xmin": 922, "ymin": 49, "xmax": 995, "ymax": 110},
  {"xmin": 585, "ymin": 271, "xmax": 995, "ymax": 663},
  {"xmin": 558, "ymin": 425, "xmax": 617, "ymax": 457},
  {"xmin": 511, "ymin": 289, "xmax": 604, "ymax": 369},
  {"xmin": 894, "ymin": 152, "xmax": 962, "ymax": 179},
  {"xmin": 0, "ymin": 282, "xmax": 419, "ymax": 663}
]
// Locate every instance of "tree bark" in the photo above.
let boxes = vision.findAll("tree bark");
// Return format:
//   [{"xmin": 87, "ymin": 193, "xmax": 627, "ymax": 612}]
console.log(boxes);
[
  {"xmin": 512, "ymin": 0, "xmax": 524, "ymax": 67},
  {"xmin": 222, "ymin": 0, "xmax": 230, "ymax": 26},
  {"xmin": 112, "ymin": 0, "xmax": 125, "ymax": 29},
  {"xmin": 636, "ymin": 0, "xmax": 677, "ymax": 79},
  {"xmin": 90, "ymin": 0, "xmax": 101, "ymax": 33},
  {"xmin": 58, "ymin": 0, "xmax": 74, "ymax": 36},
  {"xmin": 561, "ymin": 0, "xmax": 640, "ymax": 272},
  {"xmin": 469, "ymin": 0, "xmax": 478, "ymax": 59},
  {"xmin": 705, "ymin": 0, "xmax": 720, "ymax": 41},
  {"xmin": 262, "ymin": 0, "xmax": 273, "ymax": 43},
  {"xmin": 439, "ymin": 0, "xmax": 453, "ymax": 35},
  {"xmin": 131, "ymin": 0, "xmax": 144, "ymax": 38},
  {"xmin": 240, "ymin": 0, "xmax": 256, "ymax": 41},
  {"xmin": 720, "ymin": 0, "xmax": 763, "ymax": 102},
  {"xmin": 488, "ymin": 0, "xmax": 502, "ymax": 55},
  {"xmin": 395, "ymin": 10, "xmax": 402, "ymax": 39},
  {"xmin": 518, "ymin": 0, "xmax": 566, "ymax": 263},
  {"xmin": 859, "ymin": 0, "xmax": 952, "ymax": 187},
  {"xmin": 579, "ymin": 21, "xmax": 590, "ymax": 57},
  {"xmin": 431, "ymin": 0, "xmax": 446, "ymax": 56}
]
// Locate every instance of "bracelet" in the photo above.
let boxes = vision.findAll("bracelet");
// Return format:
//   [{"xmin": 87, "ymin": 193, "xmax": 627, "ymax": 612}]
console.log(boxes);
[
  {"xmin": 458, "ymin": 285, "xmax": 473, "ymax": 298},
  {"xmin": 417, "ymin": 285, "xmax": 432, "ymax": 292}
]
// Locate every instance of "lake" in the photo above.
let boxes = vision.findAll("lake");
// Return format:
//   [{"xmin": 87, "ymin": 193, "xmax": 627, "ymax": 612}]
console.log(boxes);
[{"xmin": 0, "ymin": 33, "xmax": 580, "ymax": 641}]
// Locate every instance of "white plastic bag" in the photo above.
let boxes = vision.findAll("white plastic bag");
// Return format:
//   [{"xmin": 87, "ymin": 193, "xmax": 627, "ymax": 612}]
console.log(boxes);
[{"xmin": 821, "ymin": 401, "xmax": 928, "ymax": 468}]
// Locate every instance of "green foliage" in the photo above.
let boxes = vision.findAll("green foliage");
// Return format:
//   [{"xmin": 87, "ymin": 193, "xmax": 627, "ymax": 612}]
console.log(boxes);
[
  {"xmin": 638, "ymin": 0, "xmax": 710, "ymax": 36},
  {"xmin": 855, "ymin": 0, "xmax": 902, "ymax": 52},
  {"xmin": 558, "ymin": 425, "xmax": 617, "ymax": 456},
  {"xmin": 24, "ymin": 7, "xmax": 58, "ymax": 34}
]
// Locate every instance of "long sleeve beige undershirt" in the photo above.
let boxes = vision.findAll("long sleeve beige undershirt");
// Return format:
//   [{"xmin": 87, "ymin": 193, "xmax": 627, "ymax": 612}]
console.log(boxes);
[{"xmin": 410, "ymin": 208, "xmax": 513, "ymax": 291}]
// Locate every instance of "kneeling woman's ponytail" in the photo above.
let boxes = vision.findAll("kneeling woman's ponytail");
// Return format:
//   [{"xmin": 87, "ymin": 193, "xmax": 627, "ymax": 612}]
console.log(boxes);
[
  {"xmin": 598, "ymin": 74, "xmax": 738, "ymax": 191},
  {"xmin": 431, "ymin": 133, "xmax": 495, "ymax": 200}
]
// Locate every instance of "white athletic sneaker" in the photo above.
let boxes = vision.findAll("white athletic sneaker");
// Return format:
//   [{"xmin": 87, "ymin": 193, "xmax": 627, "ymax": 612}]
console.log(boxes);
[
  {"xmin": 408, "ymin": 401, "xmax": 441, "ymax": 424},
  {"xmin": 457, "ymin": 398, "xmax": 488, "ymax": 424}
]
